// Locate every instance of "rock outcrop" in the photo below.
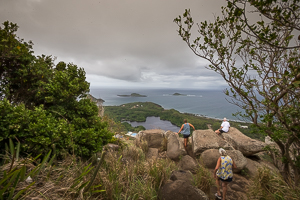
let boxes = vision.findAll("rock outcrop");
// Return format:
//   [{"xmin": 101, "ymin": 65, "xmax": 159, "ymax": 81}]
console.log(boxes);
[
  {"xmin": 178, "ymin": 155, "xmax": 198, "ymax": 173},
  {"xmin": 200, "ymin": 149, "xmax": 247, "ymax": 173},
  {"xmin": 169, "ymin": 170, "xmax": 194, "ymax": 184},
  {"xmin": 120, "ymin": 126, "xmax": 278, "ymax": 200},
  {"xmin": 223, "ymin": 127, "xmax": 267, "ymax": 156},
  {"xmin": 166, "ymin": 133, "xmax": 187, "ymax": 161},
  {"xmin": 146, "ymin": 148, "xmax": 159, "ymax": 160},
  {"xmin": 159, "ymin": 180, "xmax": 209, "ymax": 200},
  {"xmin": 136, "ymin": 129, "xmax": 165, "ymax": 148},
  {"xmin": 192, "ymin": 129, "xmax": 232, "ymax": 156}
]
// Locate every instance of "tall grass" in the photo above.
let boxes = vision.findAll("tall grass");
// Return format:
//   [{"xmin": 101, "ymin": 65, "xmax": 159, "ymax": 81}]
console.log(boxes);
[
  {"xmin": 247, "ymin": 167, "xmax": 300, "ymax": 200},
  {"xmin": 5, "ymin": 137, "xmax": 299, "ymax": 199},
  {"xmin": 98, "ymin": 141, "xmax": 178, "ymax": 199},
  {"xmin": 0, "ymin": 139, "xmax": 107, "ymax": 199},
  {"xmin": 193, "ymin": 164, "xmax": 214, "ymax": 195}
]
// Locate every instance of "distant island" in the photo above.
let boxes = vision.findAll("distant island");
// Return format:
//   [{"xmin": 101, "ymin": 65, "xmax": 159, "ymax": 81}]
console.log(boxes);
[
  {"xmin": 117, "ymin": 93, "xmax": 147, "ymax": 97},
  {"xmin": 173, "ymin": 93, "xmax": 186, "ymax": 96}
]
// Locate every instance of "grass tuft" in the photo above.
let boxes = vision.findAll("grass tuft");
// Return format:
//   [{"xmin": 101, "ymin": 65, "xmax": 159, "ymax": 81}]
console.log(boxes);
[
  {"xmin": 193, "ymin": 164, "xmax": 214, "ymax": 195},
  {"xmin": 247, "ymin": 167, "xmax": 300, "ymax": 200}
]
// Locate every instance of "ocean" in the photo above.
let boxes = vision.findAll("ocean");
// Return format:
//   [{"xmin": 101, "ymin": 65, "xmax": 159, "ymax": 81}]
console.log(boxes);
[{"xmin": 89, "ymin": 87, "xmax": 244, "ymax": 122}]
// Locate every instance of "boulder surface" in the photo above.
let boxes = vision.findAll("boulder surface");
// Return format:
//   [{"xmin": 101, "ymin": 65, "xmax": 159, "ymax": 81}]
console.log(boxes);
[{"xmin": 223, "ymin": 127, "xmax": 267, "ymax": 156}]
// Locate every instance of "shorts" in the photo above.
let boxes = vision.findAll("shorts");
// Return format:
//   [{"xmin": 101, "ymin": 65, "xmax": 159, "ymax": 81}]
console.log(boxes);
[
  {"xmin": 219, "ymin": 129, "xmax": 225, "ymax": 133},
  {"xmin": 183, "ymin": 134, "xmax": 190, "ymax": 138},
  {"xmin": 218, "ymin": 177, "xmax": 232, "ymax": 182}
]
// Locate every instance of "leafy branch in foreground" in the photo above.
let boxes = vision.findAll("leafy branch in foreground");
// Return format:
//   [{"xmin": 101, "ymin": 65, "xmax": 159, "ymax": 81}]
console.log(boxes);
[{"xmin": 174, "ymin": 0, "xmax": 300, "ymax": 185}]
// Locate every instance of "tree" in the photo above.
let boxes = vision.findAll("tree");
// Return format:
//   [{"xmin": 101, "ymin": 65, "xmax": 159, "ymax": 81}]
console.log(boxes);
[
  {"xmin": 174, "ymin": 0, "xmax": 300, "ymax": 185},
  {"xmin": 0, "ymin": 21, "xmax": 113, "ymax": 157}
]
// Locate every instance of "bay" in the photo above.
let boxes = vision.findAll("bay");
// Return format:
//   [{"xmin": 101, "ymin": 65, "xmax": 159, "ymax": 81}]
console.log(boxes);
[
  {"xmin": 124, "ymin": 116, "xmax": 180, "ymax": 132},
  {"xmin": 89, "ymin": 87, "xmax": 244, "ymax": 121}
]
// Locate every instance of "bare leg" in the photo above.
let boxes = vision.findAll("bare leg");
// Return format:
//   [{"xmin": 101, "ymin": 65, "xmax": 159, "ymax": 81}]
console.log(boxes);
[
  {"xmin": 184, "ymin": 138, "xmax": 188, "ymax": 150},
  {"xmin": 215, "ymin": 130, "xmax": 220, "ymax": 135},
  {"xmin": 216, "ymin": 178, "xmax": 222, "ymax": 197},
  {"xmin": 222, "ymin": 182, "xmax": 228, "ymax": 200}
]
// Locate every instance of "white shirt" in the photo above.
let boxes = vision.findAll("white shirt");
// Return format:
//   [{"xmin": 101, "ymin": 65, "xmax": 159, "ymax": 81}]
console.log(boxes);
[{"xmin": 221, "ymin": 121, "xmax": 230, "ymax": 132}]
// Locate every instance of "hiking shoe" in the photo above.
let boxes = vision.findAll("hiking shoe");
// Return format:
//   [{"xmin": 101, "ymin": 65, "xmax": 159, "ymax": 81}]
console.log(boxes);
[{"xmin": 215, "ymin": 193, "xmax": 222, "ymax": 199}]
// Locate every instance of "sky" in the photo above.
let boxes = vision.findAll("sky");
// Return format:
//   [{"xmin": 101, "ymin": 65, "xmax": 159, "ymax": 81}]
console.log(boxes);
[{"xmin": 1, "ymin": 0, "xmax": 229, "ymax": 90}]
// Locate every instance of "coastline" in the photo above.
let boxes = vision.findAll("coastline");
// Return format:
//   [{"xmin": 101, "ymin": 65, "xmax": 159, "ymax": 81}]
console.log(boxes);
[{"xmin": 91, "ymin": 87, "xmax": 246, "ymax": 122}]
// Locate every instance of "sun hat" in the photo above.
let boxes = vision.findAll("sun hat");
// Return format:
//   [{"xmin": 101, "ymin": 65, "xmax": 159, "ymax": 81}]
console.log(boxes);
[{"xmin": 219, "ymin": 148, "xmax": 226, "ymax": 155}]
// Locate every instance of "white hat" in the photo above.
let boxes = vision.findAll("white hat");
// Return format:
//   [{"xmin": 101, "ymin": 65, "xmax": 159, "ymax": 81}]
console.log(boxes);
[
  {"xmin": 223, "ymin": 118, "xmax": 227, "ymax": 121},
  {"xmin": 219, "ymin": 148, "xmax": 226, "ymax": 155}
]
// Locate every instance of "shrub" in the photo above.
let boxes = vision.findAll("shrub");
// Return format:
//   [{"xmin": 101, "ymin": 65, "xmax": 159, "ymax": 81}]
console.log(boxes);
[{"xmin": 0, "ymin": 99, "xmax": 113, "ymax": 158}]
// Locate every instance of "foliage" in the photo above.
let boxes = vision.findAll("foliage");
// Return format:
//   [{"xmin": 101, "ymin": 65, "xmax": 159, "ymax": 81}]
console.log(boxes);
[
  {"xmin": 193, "ymin": 164, "xmax": 214, "ymax": 195},
  {"xmin": 98, "ymin": 142, "xmax": 178, "ymax": 199},
  {"xmin": 247, "ymin": 167, "xmax": 300, "ymax": 200},
  {"xmin": 0, "ymin": 21, "xmax": 113, "ymax": 157},
  {"xmin": 174, "ymin": 0, "xmax": 300, "ymax": 184},
  {"xmin": 0, "ymin": 140, "xmax": 51, "ymax": 200},
  {"xmin": 0, "ymin": 99, "xmax": 70, "ymax": 156},
  {"xmin": 0, "ymin": 139, "xmax": 108, "ymax": 199},
  {"xmin": 104, "ymin": 102, "xmax": 259, "ymax": 139}
]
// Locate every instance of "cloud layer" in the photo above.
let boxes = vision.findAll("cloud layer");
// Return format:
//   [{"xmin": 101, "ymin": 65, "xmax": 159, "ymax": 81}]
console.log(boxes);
[{"xmin": 1, "ymin": 0, "xmax": 228, "ymax": 89}]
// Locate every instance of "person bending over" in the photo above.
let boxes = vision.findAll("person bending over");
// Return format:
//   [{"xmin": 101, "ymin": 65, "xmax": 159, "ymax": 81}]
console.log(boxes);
[
  {"xmin": 215, "ymin": 118, "xmax": 230, "ymax": 135},
  {"xmin": 177, "ymin": 119, "xmax": 195, "ymax": 150},
  {"xmin": 214, "ymin": 148, "xmax": 237, "ymax": 200}
]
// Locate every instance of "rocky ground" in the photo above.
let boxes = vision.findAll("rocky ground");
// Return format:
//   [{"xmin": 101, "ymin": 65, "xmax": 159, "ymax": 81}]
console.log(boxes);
[{"xmin": 128, "ymin": 127, "xmax": 279, "ymax": 200}]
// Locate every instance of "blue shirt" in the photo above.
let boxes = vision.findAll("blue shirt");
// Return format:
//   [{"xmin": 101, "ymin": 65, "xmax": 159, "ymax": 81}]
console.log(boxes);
[{"xmin": 181, "ymin": 123, "xmax": 191, "ymax": 135}]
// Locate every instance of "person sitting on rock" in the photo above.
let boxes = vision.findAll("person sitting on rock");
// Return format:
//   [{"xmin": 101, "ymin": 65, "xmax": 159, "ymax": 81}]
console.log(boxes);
[
  {"xmin": 215, "ymin": 118, "xmax": 230, "ymax": 135},
  {"xmin": 176, "ymin": 119, "xmax": 195, "ymax": 150},
  {"xmin": 214, "ymin": 148, "xmax": 237, "ymax": 200}
]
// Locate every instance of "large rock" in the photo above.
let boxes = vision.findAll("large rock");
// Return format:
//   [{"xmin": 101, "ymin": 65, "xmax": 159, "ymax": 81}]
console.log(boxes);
[
  {"xmin": 178, "ymin": 155, "xmax": 198, "ymax": 173},
  {"xmin": 166, "ymin": 133, "xmax": 187, "ymax": 161},
  {"xmin": 245, "ymin": 155, "xmax": 280, "ymax": 177},
  {"xmin": 199, "ymin": 149, "xmax": 220, "ymax": 169},
  {"xmin": 169, "ymin": 170, "xmax": 194, "ymax": 184},
  {"xmin": 135, "ymin": 129, "xmax": 165, "ymax": 148},
  {"xmin": 146, "ymin": 148, "xmax": 159, "ymax": 160},
  {"xmin": 103, "ymin": 143, "xmax": 120, "ymax": 151},
  {"xmin": 164, "ymin": 130, "xmax": 174, "ymax": 139},
  {"xmin": 200, "ymin": 149, "xmax": 247, "ymax": 173},
  {"xmin": 159, "ymin": 180, "xmax": 209, "ymax": 200},
  {"xmin": 228, "ymin": 150, "xmax": 248, "ymax": 173},
  {"xmin": 192, "ymin": 129, "xmax": 232, "ymax": 156},
  {"xmin": 222, "ymin": 127, "xmax": 267, "ymax": 156}
]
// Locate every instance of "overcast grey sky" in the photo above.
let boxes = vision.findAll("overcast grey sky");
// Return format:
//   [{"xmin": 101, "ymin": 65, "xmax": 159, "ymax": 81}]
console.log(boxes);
[{"xmin": 1, "ymin": 0, "xmax": 228, "ymax": 89}]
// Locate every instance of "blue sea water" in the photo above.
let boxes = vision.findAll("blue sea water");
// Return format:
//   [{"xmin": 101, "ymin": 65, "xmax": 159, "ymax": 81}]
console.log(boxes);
[{"xmin": 89, "ymin": 87, "xmax": 244, "ymax": 122}]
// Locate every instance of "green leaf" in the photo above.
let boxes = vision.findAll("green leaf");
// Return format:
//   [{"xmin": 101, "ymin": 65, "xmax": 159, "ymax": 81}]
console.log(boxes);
[
  {"xmin": 270, "ymin": 85, "xmax": 278, "ymax": 91},
  {"xmin": 12, "ymin": 182, "xmax": 35, "ymax": 200},
  {"xmin": 91, "ymin": 189, "xmax": 106, "ymax": 193},
  {"xmin": 9, "ymin": 138, "xmax": 14, "ymax": 156}
]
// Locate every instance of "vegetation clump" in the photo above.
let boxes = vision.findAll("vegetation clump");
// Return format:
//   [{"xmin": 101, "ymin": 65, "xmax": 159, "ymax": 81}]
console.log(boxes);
[
  {"xmin": 0, "ymin": 21, "xmax": 113, "ymax": 158},
  {"xmin": 104, "ymin": 102, "xmax": 261, "ymax": 140}
]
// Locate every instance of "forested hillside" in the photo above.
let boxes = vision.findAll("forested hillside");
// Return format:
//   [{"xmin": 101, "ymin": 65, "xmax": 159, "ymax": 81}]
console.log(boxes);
[{"xmin": 104, "ymin": 102, "xmax": 262, "ymax": 140}]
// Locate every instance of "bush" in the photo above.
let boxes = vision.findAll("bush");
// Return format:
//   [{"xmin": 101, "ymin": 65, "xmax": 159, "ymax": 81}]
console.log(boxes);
[{"xmin": 0, "ymin": 99, "xmax": 113, "ymax": 158}]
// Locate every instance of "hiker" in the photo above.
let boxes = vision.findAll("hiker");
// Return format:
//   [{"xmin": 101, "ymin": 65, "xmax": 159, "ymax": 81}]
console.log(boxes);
[
  {"xmin": 215, "ymin": 117, "xmax": 230, "ymax": 135},
  {"xmin": 176, "ymin": 119, "xmax": 195, "ymax": 150},
  {"xmin": 214, "ymin": 148, "xmax": 237, "ymax": 200}
]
